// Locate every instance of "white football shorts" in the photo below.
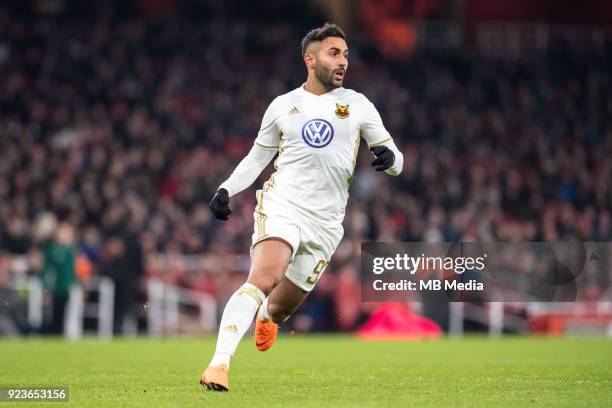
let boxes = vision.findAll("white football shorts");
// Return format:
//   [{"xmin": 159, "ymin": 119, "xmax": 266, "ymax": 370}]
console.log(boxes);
[{"xmin": 250, "ymin": 188, "xmax": 344, "ymax": 292}]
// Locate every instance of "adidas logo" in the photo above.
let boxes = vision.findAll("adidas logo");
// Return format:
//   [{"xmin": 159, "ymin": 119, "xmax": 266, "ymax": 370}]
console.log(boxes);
[
  {"xmin": 289, "ymin": 106, "xmax": 299, "ymax": 115},
  {"xmin": 223, "ymin": 324, "xmax": 238, "ymax": 334}
]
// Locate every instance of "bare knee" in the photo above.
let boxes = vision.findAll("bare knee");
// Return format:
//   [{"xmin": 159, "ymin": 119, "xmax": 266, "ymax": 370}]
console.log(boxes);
[{"xmin": 247, "ymin": 275, "xmax": 278, "ymax": 296}]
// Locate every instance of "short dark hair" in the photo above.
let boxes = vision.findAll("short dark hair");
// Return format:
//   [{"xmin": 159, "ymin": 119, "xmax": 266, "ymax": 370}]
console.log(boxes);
[{"xmin": 301, "ymin": 23, "xmax": 347, "ymax": 57}]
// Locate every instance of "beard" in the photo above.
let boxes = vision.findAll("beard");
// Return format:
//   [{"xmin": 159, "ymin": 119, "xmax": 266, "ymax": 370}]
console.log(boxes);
[{"xmin": 315, "ymin": 64, "xmax": 343, "ymax": 90}]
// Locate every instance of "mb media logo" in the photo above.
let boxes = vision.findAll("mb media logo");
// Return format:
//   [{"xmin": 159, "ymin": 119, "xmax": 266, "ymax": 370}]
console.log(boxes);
[{"xmin": 302, "ymin": 119, "xmax": 334, "ymax": 148}]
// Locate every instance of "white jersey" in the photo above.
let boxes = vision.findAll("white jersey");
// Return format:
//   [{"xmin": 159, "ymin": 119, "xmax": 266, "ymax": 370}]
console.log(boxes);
[{"xmin": 252, "ymin": 85, "xmax": 399, "ymax": 226}]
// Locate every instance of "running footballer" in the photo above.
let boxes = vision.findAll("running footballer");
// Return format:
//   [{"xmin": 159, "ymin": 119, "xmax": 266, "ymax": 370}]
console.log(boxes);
[{"xmin": 200, "ymin": 23, "xmax": 403, "ymax": 391}]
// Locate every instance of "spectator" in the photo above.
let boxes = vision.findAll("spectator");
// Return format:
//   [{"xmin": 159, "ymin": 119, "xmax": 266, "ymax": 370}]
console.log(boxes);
[
  {"xmin": 100, "ymin": 231, "xmax": 144, "ymax": 335},
  {"xmin": 41, "ymin": 223, "xmax": 77, "ymax": 334}
]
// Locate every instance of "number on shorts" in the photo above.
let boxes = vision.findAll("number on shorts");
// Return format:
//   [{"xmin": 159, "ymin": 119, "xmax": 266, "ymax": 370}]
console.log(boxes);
[{"xmin": 306, "ymin": 259, "xmax": 330, "ymax": 285}]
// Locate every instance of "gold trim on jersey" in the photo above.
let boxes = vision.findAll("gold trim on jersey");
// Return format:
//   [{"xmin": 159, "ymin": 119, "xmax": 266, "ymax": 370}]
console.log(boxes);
[
  {"xmin": 273, "ymin": 136, "xmax": 285, "ymax": 170},
  {"xmin": 255, "ymin": 141, "xmax": 279, "ymax": 150},
  {"xmin": 255, "ymin": 174, "xmax": 275, "ymax": 240},
  {"xmin": 347, "ymin": 133, "xmax": 361, "ymax": 185},
  {"xmin": 367, "ymin": 137, "xmax": 392, "ymax": 148},
  {"xmin": 255, "ymin": 189, "xmax": 266, "ymax": 238},
  {"xmin": 278, "ymin": 136, "xmax": 285, "ymax": 153}
]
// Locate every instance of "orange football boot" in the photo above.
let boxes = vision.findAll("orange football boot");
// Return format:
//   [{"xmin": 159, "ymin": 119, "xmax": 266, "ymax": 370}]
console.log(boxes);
[
  {"xmin": 200, "ymin": 364, "xmax": 229, "ymax": 391},
  {"xmin": 254, "ymin": 315, "xmax": 278, "ymax": 351}
]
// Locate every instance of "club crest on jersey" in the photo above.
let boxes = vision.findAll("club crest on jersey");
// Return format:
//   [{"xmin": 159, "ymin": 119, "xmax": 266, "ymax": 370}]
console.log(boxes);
[
  {"xmin": 302, "ymin": 119, "xmax": 334, "ymax": 148},
  {"xmin": 335, "ymin": 103, "xmax": 350, "ymax": 119}
]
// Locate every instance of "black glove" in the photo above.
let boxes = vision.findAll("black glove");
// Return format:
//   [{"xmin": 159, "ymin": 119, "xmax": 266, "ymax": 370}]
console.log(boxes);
[
  {"xmin": 370, "ymin": 146, "xmax": 395, "ymax": 171},
  {"xmin": 209, "ymin": 188, "xmax": 232, "ymax": 220}
]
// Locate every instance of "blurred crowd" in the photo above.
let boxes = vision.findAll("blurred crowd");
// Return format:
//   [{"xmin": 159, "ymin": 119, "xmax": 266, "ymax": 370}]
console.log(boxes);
[{"xmin": 1, "ymin": 9, "xmax": 611, "ymax": 334}]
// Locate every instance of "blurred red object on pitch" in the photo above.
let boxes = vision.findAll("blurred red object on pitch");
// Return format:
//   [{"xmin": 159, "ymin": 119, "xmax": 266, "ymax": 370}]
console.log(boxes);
[{"xmin": 357, "ymin": 303, "xmax": 442, "ymax": 340}]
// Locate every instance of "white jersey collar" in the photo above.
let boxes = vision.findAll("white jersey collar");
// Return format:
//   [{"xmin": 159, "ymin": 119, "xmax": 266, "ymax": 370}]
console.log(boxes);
[{"xmin": 298, "ymin": 83, "xmax": 344, "ymax": 97}]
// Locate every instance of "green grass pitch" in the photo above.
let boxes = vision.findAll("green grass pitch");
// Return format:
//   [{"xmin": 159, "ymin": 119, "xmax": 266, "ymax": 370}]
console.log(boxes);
[{"xmin": 1, "ymin": 335, "xmax": 610, "ymax": 407}]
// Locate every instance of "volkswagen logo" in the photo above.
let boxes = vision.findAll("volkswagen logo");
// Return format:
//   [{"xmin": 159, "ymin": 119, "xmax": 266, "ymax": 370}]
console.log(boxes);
[{"xmin": 301, "ymin": 119, "xmax": 334, "ymax": 148}]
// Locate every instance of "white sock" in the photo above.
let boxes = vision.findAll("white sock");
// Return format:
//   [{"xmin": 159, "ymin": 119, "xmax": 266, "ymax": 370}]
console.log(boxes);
[
  {"xmin": 257, "ymin": 297, "xmax": 272, "ymax": 322},
  {"xmin": 209, "ymin": 283, "xmax": 265, "ymax": 368}
]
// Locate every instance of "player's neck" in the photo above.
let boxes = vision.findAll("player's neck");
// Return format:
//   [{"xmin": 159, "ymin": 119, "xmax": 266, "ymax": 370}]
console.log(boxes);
[{"xmin": 303, "ymin": 77, "xmax": 335, "ymax": 96}]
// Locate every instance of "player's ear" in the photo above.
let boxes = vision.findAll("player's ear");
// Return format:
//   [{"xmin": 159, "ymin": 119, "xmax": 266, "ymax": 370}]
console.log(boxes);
[
  {"xmin": 304, "ymin": 42, "xmax": 319, "ymax": 70},
  {"xmin": 304, "ymin": 52, "xmax": 316, "ymax": 70}
]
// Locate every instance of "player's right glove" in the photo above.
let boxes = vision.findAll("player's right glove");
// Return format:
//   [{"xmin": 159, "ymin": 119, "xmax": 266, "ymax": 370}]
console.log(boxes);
[
  {"xmin": 370, "ymin": 145, "xmax": 395, "ymax": 171},
  {"xmin": 209, "ymin": 188, "xmax": 232, "ymax": 220}
]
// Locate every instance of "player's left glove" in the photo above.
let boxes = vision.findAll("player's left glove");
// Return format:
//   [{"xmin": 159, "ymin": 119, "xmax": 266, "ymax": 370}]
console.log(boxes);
[{"xmin": 370, "ymin": 145, "xmax": 395, "ymax": 171}]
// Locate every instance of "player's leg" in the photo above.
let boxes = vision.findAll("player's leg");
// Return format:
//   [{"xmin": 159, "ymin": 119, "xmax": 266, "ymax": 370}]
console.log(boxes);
[
  {"xmin": 255, "ymin": 221, "xmax": 343, "ymax": 350},
  {"xmin": 254, "ymin": 275, "xmax": 309, "ymax": 351},
  {"xmin": 202, "ymin": 189, "xmax": 301, "ymax": 390},
  {"xmin": 201, "ymin": 238, "xmax": 292, "ymax": 391},
  {"xmin": 259, "ymin": 276, "xmax": 309, "ymax": 323}
]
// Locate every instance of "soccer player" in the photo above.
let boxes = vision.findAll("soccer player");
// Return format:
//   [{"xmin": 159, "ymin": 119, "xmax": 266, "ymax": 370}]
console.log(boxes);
[{"xmin": 200, "ymin": 23, "xmax": 403, "ymax": 391}]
